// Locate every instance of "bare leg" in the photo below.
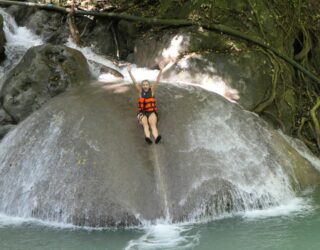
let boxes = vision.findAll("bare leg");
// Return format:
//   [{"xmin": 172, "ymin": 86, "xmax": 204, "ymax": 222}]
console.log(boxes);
[
  {"xmin": 140, "ymin": 116, "xmax": 151, "ymax": 138},
  {"xmin": 148, "ymin": 113, "xmax": 159, "ymax": 139}
]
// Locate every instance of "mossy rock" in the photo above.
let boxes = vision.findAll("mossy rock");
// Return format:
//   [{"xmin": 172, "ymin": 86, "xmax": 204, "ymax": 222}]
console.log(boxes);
[{"xmin": 0, "ymin": 44, "xmax": 91, "ymax": 123}]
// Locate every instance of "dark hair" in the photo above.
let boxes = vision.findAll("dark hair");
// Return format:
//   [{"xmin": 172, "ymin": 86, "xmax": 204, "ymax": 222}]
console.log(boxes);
[{"xmin": 141, "ymin": 80, "xmax": 150, "ymax": 85}]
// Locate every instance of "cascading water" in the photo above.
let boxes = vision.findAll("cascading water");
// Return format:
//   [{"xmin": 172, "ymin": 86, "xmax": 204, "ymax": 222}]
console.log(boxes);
[
  {"xmin": 0, "ymin": 7, "xmax": 320, "ymax": 250},
  {"xmin": 0, "ymin": 9, "xmax": 43, "ymax": 81},
  {"xmin": 0, "ymin": 83, "xmax": 318, "ymax": 224},
  {"xmin": 65, "ymin": 38, "xmax": 160, "ymax": 84}
]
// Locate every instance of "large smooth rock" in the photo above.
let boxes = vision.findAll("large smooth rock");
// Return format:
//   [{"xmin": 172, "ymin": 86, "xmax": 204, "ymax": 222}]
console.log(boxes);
[
  {"xmin": 0, "ymin": 43, "xmax": 91, "ymax": 123},
  {"xmin": 0, "ymin": 83, "xmax": 318, "ymax": 227}
]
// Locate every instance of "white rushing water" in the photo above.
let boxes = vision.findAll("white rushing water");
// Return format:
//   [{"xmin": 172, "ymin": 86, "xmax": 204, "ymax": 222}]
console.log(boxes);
[
  {"xmin": 0, "ymin": 9, "xmax": 43, "ymax": 81},
  {"xmin": 0, "ymin": 8, "xmax": 319, "ymax": 250},
  {"xmin": 124, "ymin": 197, "xmax": 314, "ymax": 250},
  {"xmin": 125, "ymin": 223, "xmax": 200, "ymax": 250},
  {"xmin": 65, "ymin": 38, "xmax": 161, "ymax": 84},
  {"xmin": 65, "ymin": 38, "xmax": 240, "ymax": 101}
]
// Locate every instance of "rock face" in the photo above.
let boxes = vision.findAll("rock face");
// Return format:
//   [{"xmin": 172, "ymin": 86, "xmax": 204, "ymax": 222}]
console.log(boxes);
[
  {"xmin": 0, "ymin": 43, "xmax": 91, "ymax": 123},
  {"xmin": 0, "ymin": 14, "xmax": 6, "ymax": 62},
  {"xmin": 25, "ymin": 10, "xmax": 69, "ymax": 44},
  {"xmin": 0, "ymin": 83, "xmax": 318, "ymax": 227},
  {"xmin": 5, "ymin": 5, "xmax": 36, "ymax": 27}
]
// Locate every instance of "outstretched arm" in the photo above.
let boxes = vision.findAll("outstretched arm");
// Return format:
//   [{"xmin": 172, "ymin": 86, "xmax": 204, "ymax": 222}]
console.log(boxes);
[
  {"xmin": 127, "ymin": 64, "xmax": 141, "ymax": 95},
  {"xmin": 152, "ymin": 61, "xmax": 166, "ymax": 94}
]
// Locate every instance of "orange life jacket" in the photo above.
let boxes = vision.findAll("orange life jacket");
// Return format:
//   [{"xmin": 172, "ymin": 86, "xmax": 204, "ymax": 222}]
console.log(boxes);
[
  {"xmin": 138, "ymin": 96, "xmax": 157, "ymax": 112},
  {"xmin": 138, "ymin": 89, "xmax": 157, "ymax": 112}
]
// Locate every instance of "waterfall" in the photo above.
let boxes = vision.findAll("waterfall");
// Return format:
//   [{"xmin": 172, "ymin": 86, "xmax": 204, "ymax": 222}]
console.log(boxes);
[
  {"xmin": 65, "ymin": 38, "xmax": 161, "ymax": 83},
  {"xmin": 0, "ymin": 8, "xmax": 319, "ymax": 231},
  {"xmin": 0, "ymin": 9, "xmax": 43, "ymax": 82}
]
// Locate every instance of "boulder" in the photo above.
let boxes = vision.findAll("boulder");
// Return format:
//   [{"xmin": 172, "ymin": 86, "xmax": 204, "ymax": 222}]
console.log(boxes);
[
  {"xmin": 5, "ymin": 5, "xmax": 36, "ymax": 26},
  {"xmin": 0, "ymin": 43, "xmax": 91, "ymax": 123},
  {"xmin": 0, "ymin": 83, "xmax": 318, "ymax": 226},
  {"xmin": 25, "ymin": 10, "xmax": 69, "ymax": 44}
]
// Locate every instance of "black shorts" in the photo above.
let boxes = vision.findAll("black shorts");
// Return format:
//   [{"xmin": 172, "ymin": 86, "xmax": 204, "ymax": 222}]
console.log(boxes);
[{"xmin": 137, "ymin": 111, "xmax": 158, "ymax": 122}]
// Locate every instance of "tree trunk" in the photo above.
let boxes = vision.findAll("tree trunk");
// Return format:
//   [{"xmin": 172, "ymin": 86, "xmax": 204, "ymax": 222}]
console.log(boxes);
[{"xmin": 67, "ymin": 0, "xmax": 81, "ymax": 45}]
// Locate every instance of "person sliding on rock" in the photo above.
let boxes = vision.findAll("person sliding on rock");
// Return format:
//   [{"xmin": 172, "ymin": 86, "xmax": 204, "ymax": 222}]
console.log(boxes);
[{"xmin": 127, "ymin": 62, "xmax": 166, "ymax": 144}]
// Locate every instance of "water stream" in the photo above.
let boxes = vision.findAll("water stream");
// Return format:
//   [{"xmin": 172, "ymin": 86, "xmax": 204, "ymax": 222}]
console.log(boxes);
[
  {"xmin": 150, "ymin": 145, "xmax": 171, "ymax": 220},
  {"xmin": 0, "ymin": 9, "xmax": 43, "ymax": 82}
]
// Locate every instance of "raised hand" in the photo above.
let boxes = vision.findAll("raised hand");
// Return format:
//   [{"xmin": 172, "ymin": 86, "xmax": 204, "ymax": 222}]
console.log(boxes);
[{"xmin": 158, "ymin": 61, "xmax": 166, "ymax": 70}]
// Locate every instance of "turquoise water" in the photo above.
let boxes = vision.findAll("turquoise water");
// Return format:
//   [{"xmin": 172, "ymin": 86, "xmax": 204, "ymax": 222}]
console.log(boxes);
[{"xmin": 1, "ymin": 192, "xmax": 320, "ymax": 250}]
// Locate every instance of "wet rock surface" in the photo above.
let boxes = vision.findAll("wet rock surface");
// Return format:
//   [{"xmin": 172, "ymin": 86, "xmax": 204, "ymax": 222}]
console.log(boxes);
[
  {"xmin": 5, "ymin": 5, "xmax": 36, "ymax": 26},
  {"xmin": 26, "ymin": 10, "xmax": 68, "ymax": 44},
  {"xmin": 0, "ymin": 83, "xmax": 318, "ymax": 227}
]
